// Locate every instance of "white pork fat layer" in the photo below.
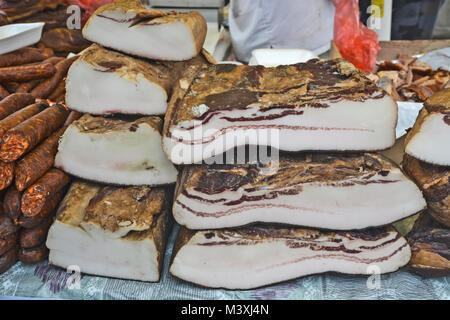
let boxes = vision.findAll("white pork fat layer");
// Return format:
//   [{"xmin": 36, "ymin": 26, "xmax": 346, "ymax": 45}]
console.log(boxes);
[
  {"xmin": 83, "ymin": 15, "xmax": 197, "ymax": 61},
  {"xmin": 47, "ymin": 221, "xmax": 160, "ymax": 282},
  {"xmin": 55, "ymin": 121, "xmax": 178, "ymax": 186},
  {"xmin": 65, "ymin": 61, "xmax": 168, "ymax": 115},
  {"xmin": 170, "ymin": 229, "xmax": 411, "ymax": 289},
  {"xmin": 164, "ymin": 95, "xmax": 398, "ymax": 164},
  {"xmin": 174, "ymin": 168, "xmax": 426, "ymax": 230},
  {"xmin": 405, "ymin": 113, "xmax": 450, "ymax": 166}
]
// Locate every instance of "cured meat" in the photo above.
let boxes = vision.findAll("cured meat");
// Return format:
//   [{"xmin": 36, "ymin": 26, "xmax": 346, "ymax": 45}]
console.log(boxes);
[
  {"xmin": 16, "ymin": 6, "xmax": 68, "ymax": 30},
  {"xmin": 405, "ymin": 88, "xmax": 450, "ymax": 166},
  {"xmin": 0, "ymin": 47, "xmax": 53, "ymax": 68},
  {"xmin": 3, "ymin": 186, "xmax": 22, "ymax": 223},
  {"xmin": 15, "ymin": 79, "xmax": 42, "ymax": 94},
  {"xmin": 174, "ymin": 153, "xmax": 426, "ymax": 230},
  {"xmin": 41, "ymin": 28, "xmax": 91, "ymax": 54},
  {"xmin": 0, "ymin": 161, "xmax": 14, "ymax": 191},
  {"xmin": 0, "ymin": 214, "xmax": 18, "ymax": 238},
  {"xmin": 163, "ymin": 59, "xmax": 398, "ymax": 164},
  {"xmin": 54, "ymin": 114, "xmax": 178, "ymax": 186},
  {"xmin": 19, "ymin": 216, "xmax": 53, "ymax": 248},
  {"xmin": 46, "ymin": 181, "xmax": 173, "ymax": 282},
  {"xmin": 0, "ymin": 63, "xmax": 56, "ymax": 83},
  {"xmin": 0, "ymin": 93, "xmax": 34, "ymax": 120},
  {"xmin": 47, "ymin": 79, "xmax": 65, "ymax": 102},
  {"xmin": 0, "ymin": 104, "xmax": 69, "ymax": 162},
  {"xmin": 403, "ymin": 154, "xmax": 449, "ymax": 227},
  {"xmin": 18, "ymin": 188, "xmax": 65, "ymax": 229},
  {"xmin": 0, "ymin": 0, "xmax": 65, "ymax": 22},
  {"xmin": 18, "ymin": 243, "xmax": 48, "ymax": 264},
  {"xmin": 408, "ymin": 214, "xmax": 450, "ymax": 277},
  {"xmin": 15, "ymin": 58, "xmax": 64, "ymax": 95},
  {"xmin": 0, "ymin": 102, "xmax": 47, "ymax": 140},
  {"xmin": 21, "ymin": 168, "xmax": 70, "ymax": 217},
  {"xmin": 0, "ymin": 84, "xmax": 8, "ymax": 99},
  {"xmin": 0, "ymin": 231, "xmax": 17, "ymax": 256},
  {"xmin": 15, "ymin": 111, "xmax": 82, "ymax": 191},
  {"xmin": 0, "ymin": 245, "xmax": 18, "ymax": 274},
  {"xmin": 31, "ymin": 56, "xmax": 78, "ymax": 99},
  {"xmin": 82, "ymin": 0, "xmax": 207, "ymax": 61},
  {"xmin": 65, "ymin": 44, "xmax": 214, "ymax": 115},
  {"xmin": 170, "ymin": 226, "xmax": 411, "ymax": 289}
]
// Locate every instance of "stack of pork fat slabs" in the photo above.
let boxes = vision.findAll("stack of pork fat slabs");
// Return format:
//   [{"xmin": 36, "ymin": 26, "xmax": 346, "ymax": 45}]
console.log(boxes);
[
  {"xmin": 403, "ymin": 88, "xmax": 450, "ymax": 277},
  {"xmin": 165, "ymin": 59, "xmax": 427, "ymax": 289},
  {"xmin": 46, "ymin": 0, "xmax": 211, "ymax": 282}
]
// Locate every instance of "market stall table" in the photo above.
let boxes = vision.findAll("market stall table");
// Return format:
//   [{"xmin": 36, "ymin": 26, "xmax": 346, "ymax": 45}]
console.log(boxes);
[{"xmin": 0, "ymin": 225, "xmax": 448, "ymax": 300}]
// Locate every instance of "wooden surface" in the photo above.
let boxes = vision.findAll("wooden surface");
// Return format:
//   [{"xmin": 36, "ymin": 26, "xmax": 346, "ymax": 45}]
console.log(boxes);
[
  {"xmin": 378, "ymin": 40, "xmax": 450, "ymax": 60},
  {"xmin": 331, "ymin": 39, "xmax": 450, "ymax": 61}
]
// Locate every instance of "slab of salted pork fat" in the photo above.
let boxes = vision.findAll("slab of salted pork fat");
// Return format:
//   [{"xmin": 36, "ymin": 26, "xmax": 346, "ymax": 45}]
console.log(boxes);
[
  {"xmin": 163, "ymin": 59, "xmax": 398, "ymax": 164},
  {"xmin": 65, "ymin": 44, "xmax": 214, "ymax": 115},
  {"xmin": 170, "ymin": 226, "xmax": 411, "ymax": 289},
  {"xmin": 55, "ymin": 114, "xmax": 178, "ymax": 186},
  {"xmin": 82, "ymin": 0, "xmax": 207, "ymax": 61},
  {"xmin": 173, "ymin": 153, "xmax": 426, "ymax": 230},
  {"xmin": 403, "ymin": 154, "xmax": 450, "ymax": 227},
  {"xmin": 405, "ymin": 88, "xmax": 450, "ymax": 166},
  {"xmin": 46, "ymin": 181, "xmax": 172, "ymax": 282}
]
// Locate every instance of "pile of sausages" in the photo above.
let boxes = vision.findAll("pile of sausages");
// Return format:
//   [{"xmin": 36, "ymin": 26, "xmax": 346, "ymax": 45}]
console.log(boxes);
[
  {"xmin": 0, "ymin": 93, "xmax": 80, "ymax": 273},
  {"xmin": 0, "ymin": 45, "xmax": 77, "ymax": 102},
  {"xmin": 1, "ymin": 0, "xmax": 91, "ymax": 55},
  {"xmin": 367, "ymin": 55, "xmax": 450, "ymax": 102}
]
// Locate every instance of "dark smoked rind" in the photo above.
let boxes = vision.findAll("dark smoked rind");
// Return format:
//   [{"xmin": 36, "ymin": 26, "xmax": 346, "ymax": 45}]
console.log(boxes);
[
  {"xmin": 408, "ymin": 226, "xmax": 450, "ymax": 277},
  {"xmin": 165, "ymin": 58, "xmax": 386, "ymax": 129},
  {"xmin": 179, "ymin": 153, "xmax": 397, "ymax": 196},
  {"xmin": 403, "ymin": 154, "xmax": 449, "ymax": 227}
]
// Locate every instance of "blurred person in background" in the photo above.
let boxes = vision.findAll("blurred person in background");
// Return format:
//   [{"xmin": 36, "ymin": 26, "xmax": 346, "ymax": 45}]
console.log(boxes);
[{"xmin": 228, "ymin": 0, "xmax": 335, "ymax": 63}]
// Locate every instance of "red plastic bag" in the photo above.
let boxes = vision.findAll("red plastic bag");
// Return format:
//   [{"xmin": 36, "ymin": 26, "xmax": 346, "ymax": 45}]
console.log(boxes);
[
  {"xmin": 65, "ymin": 0, "xmax": 116, "ymax": 23},
  {"xmin": 332, "ymin": 0, "xmax": 380, "ymax": 72}
]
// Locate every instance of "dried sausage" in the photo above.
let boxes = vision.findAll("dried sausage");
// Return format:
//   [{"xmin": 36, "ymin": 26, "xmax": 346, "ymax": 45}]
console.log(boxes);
[
  {"xmin": 15, "ymin": 111, "xmax": 81, "ymax": 191},
  {"xmin": 0, "ymin": 102, "xmax": 47, "ymax": 140},
  {"xmin": 0, "ymin": 63, "xmax": 56, "ymax": 83},
  {"xmin": 0, "ymin": 161, "xmax": 14, "ymax": 191},
  {"xmin": 0, "ymin": 104, "xmax": 69, "ymax": 162},
  {"xmin": 31, "ymin": 56, "xmax": 77, "ymax": 99},
  {"xmin": 3, "ymin": 186, "xmax": 22, "ymax": 224},
  {"xmin": 21, "ymin": 171, "xmax": 69, "ymax": 217},
  {"xmin": 0, "ymin": 93, "xmax": 35, "ymax": 120},
  {"xmin": 18, "ymin": 243, "xmax": 48, "ymax": 264},
  {"xmin": 0, "ymin": 47, "xmax": 53, "ymax": 68}
]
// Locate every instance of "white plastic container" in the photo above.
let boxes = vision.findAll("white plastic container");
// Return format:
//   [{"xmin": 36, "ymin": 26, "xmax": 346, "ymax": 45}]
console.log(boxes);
[
  {"xmin": 249, "ymin": 48, "xmax": 318, "ymax": 67},
  {"xmin": 0, "ymin": 22, "xmax": 45, "ymax": 55}
]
